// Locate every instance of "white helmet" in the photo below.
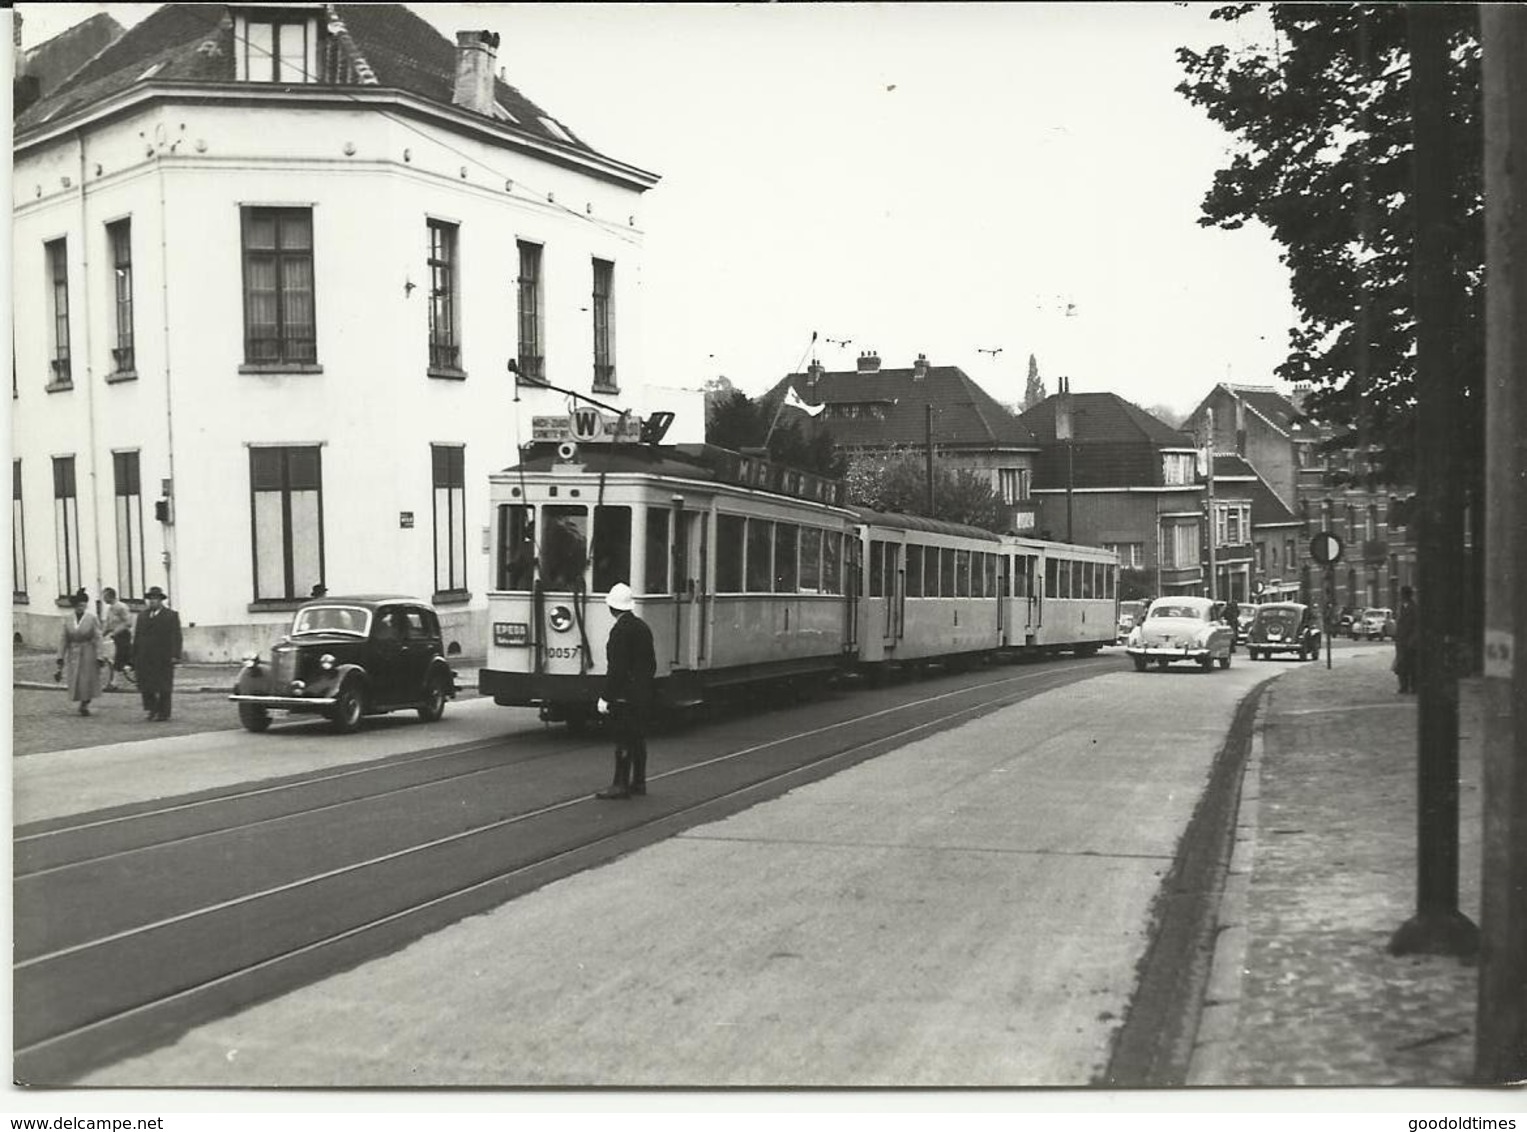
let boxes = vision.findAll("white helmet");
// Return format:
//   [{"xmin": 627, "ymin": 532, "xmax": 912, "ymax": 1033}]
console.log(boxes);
[{"xmin": 605, "ymin": 582, "xmax": 635, "ymax": 612}]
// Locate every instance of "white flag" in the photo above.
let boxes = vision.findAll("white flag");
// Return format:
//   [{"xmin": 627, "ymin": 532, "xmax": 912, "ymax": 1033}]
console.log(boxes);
[{"xmin": 784, "ymin": 386, "xmax": 825, "ymax": 417}]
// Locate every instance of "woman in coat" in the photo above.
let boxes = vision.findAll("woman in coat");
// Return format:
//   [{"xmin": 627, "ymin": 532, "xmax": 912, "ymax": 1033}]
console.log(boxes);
[{"xmin": 57, "ymin": 588, "xmax": 103, "ymax": 716}]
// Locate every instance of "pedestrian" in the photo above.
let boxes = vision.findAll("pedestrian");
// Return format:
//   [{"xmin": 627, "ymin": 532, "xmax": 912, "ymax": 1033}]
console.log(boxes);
[
  {"xmin": 101, "ymin": 586, "xmax": 133, "ymax": 691},
  {"xmin": 134, "ymin": 585, "xmax": 183, "ymax": 721},
  {"xmin": 56, "ymin": 588, "xmax": 103, "ymax": 716},
  {"xmin": 594, "ymin": 582, "xmax": 656, "ymax": 800},
  {"xmin": 1222, "ymin": 596, "xmax": 1241, "ymax": 651},
  {"xmin": 1393, "ymin": 585, "xmax": 1418, "ymax": 694},
  {"xmin": 310, "ymin": 583, "xmax": 327, "ymax": 598}
]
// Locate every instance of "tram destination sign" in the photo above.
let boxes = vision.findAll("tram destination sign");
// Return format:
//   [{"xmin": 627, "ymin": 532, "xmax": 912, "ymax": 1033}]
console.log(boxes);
[{"xmin": 531, "ymin": 410, "xmax": 642, "ymax": 443}]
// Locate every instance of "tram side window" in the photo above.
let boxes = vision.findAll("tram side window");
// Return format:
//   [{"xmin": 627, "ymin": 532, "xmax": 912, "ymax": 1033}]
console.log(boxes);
[
  {"xmin": 800, "ymin": 528, "xmax": 822, "ymax": 592},
  {"xmin": 971, "ymin": 551, "xmax": 984, "ymax": 598},
  {"xmin": 1106, "ymin": 563, "xmax": 1116, "ymax": 599},
  {"xmin": 952, "ymin": 549, "xmax": 968, "ymax": 597},
  {"xmin": 905, "ymin": 542, "xmax": 923, "ymax": 597},
  {"xmin": 644, "ymin": 507, "xmax": 669, "ymax": 594},
  {"xmin": 925, "ymin": 546, "xmax": 940, "ymax": 598},
  {"xmin": 776, "ymin": 523, "xmax": 799, "ymax": 592},
  {"xmin": 541, "ymin": 506, "xmax": 589, "ymax": 591},
  {"xmin": 1081, "ymin": 561, "xmax": 1095, "ymax": 600},
  {"xmin": 824, "ymin": 531, "xmax": 842, "ymax": 594},
  {"xmin": 985, "ymin": 552, "xmax": 997, "ymax": 598},
  {"xmin": 746, "ymin": 518, "xmax": 774, "ymax": 592},
  {"xmin": 716, "ymin": 513, "xmax": 744, "ymax": 592},
  {"xmin": 591, "ymin": 506, "xmax": 631, "ymax": 595},
  {"xmin": 869, "ymin": 538, "xmax": 885, "ymax": 598},
  {"xmin": 496, "ymin": 504, "xmax": 535, "ymax": 591},
  {"xmin": 1045, "ymin": 556, "xmax": 1058, "ymax": 599}
]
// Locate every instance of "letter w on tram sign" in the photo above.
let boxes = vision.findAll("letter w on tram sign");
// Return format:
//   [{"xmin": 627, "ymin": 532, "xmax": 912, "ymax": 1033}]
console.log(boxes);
[{"xmin": 568, "ymin": 406, "xmax": 605, "ymax": 441}]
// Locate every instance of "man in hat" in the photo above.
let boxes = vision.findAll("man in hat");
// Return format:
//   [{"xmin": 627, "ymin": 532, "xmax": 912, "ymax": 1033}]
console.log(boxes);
[
  {"xmin": 595, "ymin": 582, "xmax": 656, "ymax": 799},
  {"xmin": 134, "ymin": 586, "xmax": 183, "ymax": 721}
]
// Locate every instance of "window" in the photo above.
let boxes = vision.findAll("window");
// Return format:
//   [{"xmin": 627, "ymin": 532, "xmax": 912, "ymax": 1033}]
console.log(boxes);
[
  {"xmin": 643, "ymin": 507, "xmax": 669, "ymax": 594},
  {"xmin": 775, "ymin": 524, "xmax": 799, "ymax": 592},
  {"xmin": 431, "ymin": 445, "xmax": 467, "ymax": 594},
  {"xmin": 591, "ymin": 258, "xmax": 616, "ymax": 393},
  {"xmin": 997, "ymin": 467, "xmax": 1030, "ymax": 504},
  {"xmin": 823, "ymin": 531, "xmax": 842, "ymax": 595},
  {"xmin": 1044, "ymin": 556, "xmax": 1058, "ymax": 598},
  {"xmin": 242, "ymin": 17, "xmax": 311, "ymax": 82},
  {"xmin": 12, "ymin": 461, "xmax": 26, "ymax": 599},
  {"xmin": 542, "ymin": 505, "xmax": 588, "ymax": 591},
  {"xmin": 46, "ymin": 239, "xmax": 71, "ymax": 386},
  {"xmin": 1103, "ymin": 542, "xmax": 1144, "ymax": 569},
  {"xmin": 940, "ymin": 547, "xmax": 956, "ymax": 597},
  {"xmin": 113, "ymin": 452, "xmax": 146, "ymax": 600},
  {"xmin": 516, "ymin": 240, "xmax": 544, "ymax": 383},
  {"xmin": 717, "ymin": 514, "xmax": 744, "ymax": 592},
  {"xmin": 107, "ymin": 220, "xmax": 135, "ymax": 375},
  {"xmin": 1168, "ymin": 522, "xmax": 1200, "ymax": 569},
  {"xmin": 249, "ymin": 446, "xmax": 324, "ymax": 600},
  {"xmin": 955, "ymin": 549, "xmax": 971, "ymax": 597},
  {"xmin": 924, "ymin": 546, "xmax": 940, "ymax": 598},
  {"xmin": 799, "ymin": 528, "xmax": 823, "ymax": 592},
  {"xmin": 904, "ymin": 542, "xmax": 923, "ymax": 597},
  {"xmin": 746, "ymin": 519, "xmax": 773, "ymax": 592},
  {"xmin": 497, "ymin": 504, "xmax": 534, "ymax": 590},
  {"xmin": 53, "ymin": 456, "xmax": 81, "ymax": 598},
  {"xmin": 868, "ymin": 539, "xmax": 885, "ymax": 598},
  {"xmin": 1162, "ymin": 452, "xmax": 1195, "ymax": 485},
  {"xmin": 1285, "ymin": 538, "xmax": 1296, "ymax": 567},
  {"xmin": 241, "ymin": 208, "xmax": 316, "ymax": 365},
  {"xmin": 591, "ymin": 505, "xmax": 631, "ymax": 594},
  {"xmin": 427, "ymin": 221, "xmax": 461, "ymax": 374}
]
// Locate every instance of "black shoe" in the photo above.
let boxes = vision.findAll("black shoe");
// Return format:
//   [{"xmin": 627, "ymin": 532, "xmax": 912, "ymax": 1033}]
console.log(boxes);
[
  {"xmin": 595, "ymin": 787, "xmax": 631, "ymax": 800},
  {"xmin": 630, "ymin": 784, "xmax": 646, "ymax": 795}
]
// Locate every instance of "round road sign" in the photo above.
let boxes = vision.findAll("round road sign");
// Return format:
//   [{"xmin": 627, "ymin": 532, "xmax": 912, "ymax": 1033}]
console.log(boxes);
[{"xmin": 1309, "ymin": 531, "xmax": 1344, "ymax": 566}]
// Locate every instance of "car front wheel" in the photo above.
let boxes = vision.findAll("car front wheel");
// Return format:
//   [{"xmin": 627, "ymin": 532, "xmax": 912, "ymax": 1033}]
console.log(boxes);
[
  {"xmin": 1132, "ymin": 655, "xmax": 1148, "ymax": 672},
  {"xmin": 417, "ymin": 678, "xmax": 447, "ymax": 723},
  {"xmin": 238, "ymin": 704, "xmax": 271, "ymax": 733},
  {"xmin": 1218, "ymin": 653, "xmax": 1231, "ymax": 669},
  {"xmin": 331, "ymin": 682, "xmax": 364, "ymax": 733}
]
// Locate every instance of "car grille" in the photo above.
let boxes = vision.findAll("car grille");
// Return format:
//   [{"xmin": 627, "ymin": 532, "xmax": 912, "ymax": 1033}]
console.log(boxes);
[{"xmin": 271, "ymin": 648, "xmax": 296, "ymax": 686}]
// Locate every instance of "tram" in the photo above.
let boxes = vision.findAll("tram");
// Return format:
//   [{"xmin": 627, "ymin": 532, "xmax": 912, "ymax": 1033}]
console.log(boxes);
[{"xmin": 479, "ymin": 440, "xmax": 1118, "ymax": 725}]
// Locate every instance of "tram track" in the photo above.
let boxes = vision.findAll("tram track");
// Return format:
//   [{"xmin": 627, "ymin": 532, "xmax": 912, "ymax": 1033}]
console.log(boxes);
[{"xmin": 14, "ymin": 654, "xmax": 1113, "ymax": 1084}]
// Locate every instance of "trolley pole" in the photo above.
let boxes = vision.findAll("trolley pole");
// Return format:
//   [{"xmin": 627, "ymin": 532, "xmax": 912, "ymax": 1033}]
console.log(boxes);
[{"xmin": 1476, "ymin": 3, "xmax": 1527, "ymax": 1083}]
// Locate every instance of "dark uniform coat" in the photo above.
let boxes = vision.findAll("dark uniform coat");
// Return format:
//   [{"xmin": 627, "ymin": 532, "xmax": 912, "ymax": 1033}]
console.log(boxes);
[
  {"xmin": 134, "ymin": 605, "xmax": 183, "ymax": 695},
  {"xmin": 605, "ymin": 611, "xmax": 656, "ymax": 710}
]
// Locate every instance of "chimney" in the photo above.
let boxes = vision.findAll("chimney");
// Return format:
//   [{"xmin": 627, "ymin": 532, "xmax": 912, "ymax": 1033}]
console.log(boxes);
[
  {"xmin": 806, "ymin": 358, "xmax": 824, "ymax": 396},
  {"xmin": 1054, "ymin": 375, "xmax": 1073, "ymax": 441},
  {"xmin": 452, "ymin": 30, "xmax": 501, "ymax": 115},
  {"xmin": 1234, "ymin": 395, "xmax": 1247, "ymax": 456},
  {"xmin": 856, "ymin": 349, "xmax": 881, "ymax": 373},
  {"xmin": 912, "ymin": 353, "xmax": 929, "ymax": 381}
]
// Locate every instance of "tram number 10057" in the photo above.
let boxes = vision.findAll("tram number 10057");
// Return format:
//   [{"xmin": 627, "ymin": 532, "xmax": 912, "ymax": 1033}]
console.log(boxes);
[{"xmin": 544, "ymin": 645, "xmax": 583, "ymax": 661}]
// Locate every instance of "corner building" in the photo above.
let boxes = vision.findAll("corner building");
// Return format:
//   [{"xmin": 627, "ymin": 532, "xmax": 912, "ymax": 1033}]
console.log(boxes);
[{"xmin": 11, "ymin": 3, "xmax": 692, "ymax": 659}]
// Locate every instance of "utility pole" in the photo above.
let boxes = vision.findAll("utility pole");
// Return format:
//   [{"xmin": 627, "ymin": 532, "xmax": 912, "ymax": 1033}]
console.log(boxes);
[
  {"xmin": 1476, "ymin": 3, "xmax": 1527, "ymax": 1083},
  {"xmin": 924, "ymin": 403, "xmax": 935, "ymax": 515},
  {"xmin": 1390, "ymin": 4, "xmax": 1479, "ymax": 959}
]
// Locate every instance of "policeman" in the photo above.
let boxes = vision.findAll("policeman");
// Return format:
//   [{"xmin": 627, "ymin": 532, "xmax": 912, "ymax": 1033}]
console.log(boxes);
[{"xmin": 595, "ymin": 582, "xmax": 656, "ymax": 799}]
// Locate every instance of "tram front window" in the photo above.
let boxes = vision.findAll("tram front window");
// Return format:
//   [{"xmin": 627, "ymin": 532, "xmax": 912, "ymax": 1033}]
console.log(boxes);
[
  {"xmin": 497, "ymin": 504, "xmax": 535, "ymax": 591},
  {"xmin": 593, "ymin": 505, "xmax": 632, "ymax": 595},
  {"xmin": 542, "ymin": 505, "xmax": 589, "ymax": 591}
]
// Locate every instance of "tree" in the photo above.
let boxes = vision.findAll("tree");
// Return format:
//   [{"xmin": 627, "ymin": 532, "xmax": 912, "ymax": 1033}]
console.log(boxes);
[
  {"xmin": 1176, "ymin": 5, "xmax": 1483, "ymax": 490},
  {"xmin": 845, "ymin": 447, "xmax": 1007, "ymax": 532},
  {"xmin": 703, "ymin": 387, "xmax": 845, "ymax": 480},
  {"xmin": 1021, "ymin": 354, "xmax": 1046, "ymax": 412}
]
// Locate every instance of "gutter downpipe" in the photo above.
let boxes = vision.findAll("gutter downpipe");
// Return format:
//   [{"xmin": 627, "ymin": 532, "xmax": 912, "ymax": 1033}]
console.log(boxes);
[
  {"xmin": 155, "ymin": 143, "xmax": 179, "ymax": 604},
  {"xmin": 77, "ymin": 131, "xmax": 106, "ymax": 607}
]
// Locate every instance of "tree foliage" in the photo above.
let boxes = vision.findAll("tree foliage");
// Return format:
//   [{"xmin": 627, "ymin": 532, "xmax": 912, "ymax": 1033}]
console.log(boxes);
[
  {"xmin": 703, "ymin": 388, "xmax": 846, "ymax": 480},
  {"xmin": 1177, "ymin": 4, "xmax": 1483, "ymax": 487},
  {"xmin": 1022, "ymin": 353, "xmax": 1047, "ymax": 412},
  {"xmin": 845, "ymin": 447, "xmax": 1007, "ymax": 532}
]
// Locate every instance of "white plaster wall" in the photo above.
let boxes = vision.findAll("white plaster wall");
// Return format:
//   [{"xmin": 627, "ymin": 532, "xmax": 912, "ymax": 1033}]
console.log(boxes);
[{"xmin": 13, "ymin": 97, "xmax": 701, "ymax": 659}]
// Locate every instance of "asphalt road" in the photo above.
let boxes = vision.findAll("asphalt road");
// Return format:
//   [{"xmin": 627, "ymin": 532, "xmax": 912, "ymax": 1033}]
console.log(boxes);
[{"xmin": 17, "ymin": 650, "xmax": 1138, "ymax": 1083}]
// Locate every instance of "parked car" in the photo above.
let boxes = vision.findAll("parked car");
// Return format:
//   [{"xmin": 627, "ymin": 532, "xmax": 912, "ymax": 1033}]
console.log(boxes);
[
  {"xmin": 1246, "ymin": 602, "xmax": 1322, "ymax": 661},
  {"xmin": 1116, "ymin": 600, "xmax": 1148, "ymax": 643},
  {"xmin": 1125, "ymin": 596, "xmax": 1234, "ymax": 672},
  {"xmin": 1356, "ymin": 607, "xmax": 1395, "ymax": 640},
  {"xmin": 230, "ymin": 595, "xmax": 458, "ymax": 733}
]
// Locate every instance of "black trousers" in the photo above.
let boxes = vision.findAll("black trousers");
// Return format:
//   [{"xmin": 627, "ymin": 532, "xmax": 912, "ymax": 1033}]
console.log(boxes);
[
  {"xmin": 141, "ymin": 687, "xmax": 173, "ymax": 719},
  {"xmin": 609, "ymin": 703, "xmax": 649, "ymax": 791}
]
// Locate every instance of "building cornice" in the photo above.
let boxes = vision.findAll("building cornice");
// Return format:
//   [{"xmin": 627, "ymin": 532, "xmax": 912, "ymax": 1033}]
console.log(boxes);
[
  {"xmin": 14, "ymin": 81, "xmax": 661, "ymax": 192},
  {"xmin": 1031, "ymin": 485, "xmax": 1202, "ymax": 495}
]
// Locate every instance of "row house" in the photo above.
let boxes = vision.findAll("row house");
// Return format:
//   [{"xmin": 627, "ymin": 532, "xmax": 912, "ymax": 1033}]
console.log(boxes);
[
  {"xmin": 1017, "ymin": 387, "xmax": 1205, "ymax": 600},
  {"xmin": 1184, "ymin": 382, "xmax": 1416, "ymax": 611},
  {"xmin": 769, "ymin": 351, "xmax": 1041, "ymax": 532},
  {"xmin": 12, "ymin": 3, "xmax": 695, "ymax": 659},
  {"xmin": 1205, "ymin": 455, "xmax": 1303, "ymax": 604}
]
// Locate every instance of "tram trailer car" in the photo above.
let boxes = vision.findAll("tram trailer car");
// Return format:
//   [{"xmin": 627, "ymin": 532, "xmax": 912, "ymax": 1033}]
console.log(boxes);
[
  {"xmin": 479, "ymin": 443, "xmax": 860, "ymax": 726},
  {"xmin": 855, "ymin": 511, "xmax": 1119, "ymax": 677},
  {"xmin": 478, "ymin": 443, "xmax": 1120, "ymax": 724}
]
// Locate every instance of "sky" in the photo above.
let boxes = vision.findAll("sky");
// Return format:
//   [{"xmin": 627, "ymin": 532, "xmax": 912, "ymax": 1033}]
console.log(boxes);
[{"xmin": 16, "ymin": 2, "xmax": 1297, "ymax": 420}]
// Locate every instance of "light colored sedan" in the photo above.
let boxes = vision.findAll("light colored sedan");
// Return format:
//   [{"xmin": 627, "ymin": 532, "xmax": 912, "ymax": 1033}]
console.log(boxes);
[{"xmin": 1125, "ymin": 596, "xmax": 1235, "ymax": 672}]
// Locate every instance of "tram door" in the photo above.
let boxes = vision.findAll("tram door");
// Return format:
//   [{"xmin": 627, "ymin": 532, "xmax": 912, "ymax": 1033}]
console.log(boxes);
[
  {"xmin": 1015, "ymin": 553, "xmax": 1039, "ymax": 633},
  {"xmin": 873, "ymin": 540, "xmax": 904, "ymax": 644},
  {"xmin": 674, "ymin": 510, "xmax": 708, "ymax": 668}
]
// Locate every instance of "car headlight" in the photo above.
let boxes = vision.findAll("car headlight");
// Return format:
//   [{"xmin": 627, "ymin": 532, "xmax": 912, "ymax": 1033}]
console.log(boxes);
[
  {"xmin": 241, "ymin": 652, "xmax": 260, "ymax": 669},
  {"xmin": 319, "ymin": 654, "xmax": 336, "ymax": 670}
]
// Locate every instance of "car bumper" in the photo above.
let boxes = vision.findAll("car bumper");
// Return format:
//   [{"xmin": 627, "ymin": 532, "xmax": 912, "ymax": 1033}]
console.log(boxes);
[
  {"xmin": 229, "ymin": 693, "xmax": 339, "ymax": 710},
  {"xmin": 1126, "ymin": 645, "xmax": 1211, "ymax": 661}
]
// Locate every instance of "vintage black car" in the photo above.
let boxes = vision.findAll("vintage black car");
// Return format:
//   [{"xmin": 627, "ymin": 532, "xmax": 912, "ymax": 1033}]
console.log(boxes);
[
  {"xmin": 1246, "ymin": 601, "xmax": 1322, "ymax": 661},
  {"xmin": 230, "ymin": 596, "xmax": 457, "ymax": 732}
]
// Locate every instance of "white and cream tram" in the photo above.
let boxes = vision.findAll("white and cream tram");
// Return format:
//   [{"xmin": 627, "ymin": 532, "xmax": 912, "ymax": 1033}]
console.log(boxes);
[{"xmin": 480, "ymin": 442, "xmax": 858, "ymax": 726}]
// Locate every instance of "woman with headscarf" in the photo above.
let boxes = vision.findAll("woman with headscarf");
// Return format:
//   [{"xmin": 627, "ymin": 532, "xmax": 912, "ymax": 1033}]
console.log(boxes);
[{"xmin": 56, "ymin": 588, "xmax": 104, "ymax": 716}]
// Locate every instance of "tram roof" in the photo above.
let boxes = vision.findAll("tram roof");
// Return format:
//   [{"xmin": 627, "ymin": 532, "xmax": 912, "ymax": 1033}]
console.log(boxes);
[{"xmin": 852, "ymin": 508, "xmax": 1002, "ymax": 542}]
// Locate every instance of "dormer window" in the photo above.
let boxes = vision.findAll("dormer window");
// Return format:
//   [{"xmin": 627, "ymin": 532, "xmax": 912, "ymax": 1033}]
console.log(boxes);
[{"xmin": 234, "ymin": 9, "xmax": 319, "ymax": 83}]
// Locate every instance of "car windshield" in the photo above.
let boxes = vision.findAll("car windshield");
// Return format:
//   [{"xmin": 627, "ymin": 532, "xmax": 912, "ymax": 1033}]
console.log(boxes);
[
  {"xmin": 1257, "ymin": 607, "xmax": 1299, "ymax": 627},
  {"xmin": 1150, "ymin": 605, "xmax": 1206, "ymax": 621},
  {"xmin": 1365, "ymin": 608, "xmax": 1391, "ymax": 619},
  {"xmin": 291, "ymin": 604, "xmax": 371, "ymax": 636}
]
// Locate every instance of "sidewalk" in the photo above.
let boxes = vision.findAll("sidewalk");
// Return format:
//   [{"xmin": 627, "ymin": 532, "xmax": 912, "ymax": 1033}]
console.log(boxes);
[{"xmin": 1188, "ymin": 649, "xmax": 1484, "ymax": 1086}]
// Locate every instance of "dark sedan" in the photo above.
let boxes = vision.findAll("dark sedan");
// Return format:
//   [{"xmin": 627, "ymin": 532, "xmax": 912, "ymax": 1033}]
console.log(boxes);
[
  {"xmin": 230, "ymin": 596, "xmax": 457, "ymax": 732},
  {"xmin": 1246, "ymin": 602, "xmax": 1322, "ymax": 661}
]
